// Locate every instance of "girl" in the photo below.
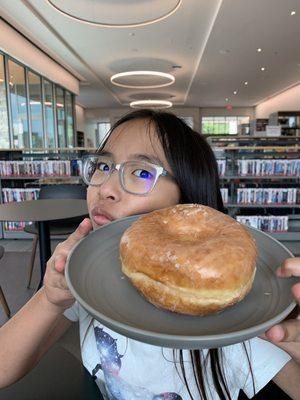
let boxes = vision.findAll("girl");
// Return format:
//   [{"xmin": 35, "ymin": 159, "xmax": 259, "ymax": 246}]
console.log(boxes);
[{"xmin": 0, "ymin": 110, "xmax": 299, "ymax": 399}]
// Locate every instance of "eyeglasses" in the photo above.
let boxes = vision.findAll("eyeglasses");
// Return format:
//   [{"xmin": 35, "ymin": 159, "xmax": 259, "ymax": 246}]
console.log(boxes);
[{"xmin": 82, "ymin": 154, "xmax": 175, "ymax": 195}]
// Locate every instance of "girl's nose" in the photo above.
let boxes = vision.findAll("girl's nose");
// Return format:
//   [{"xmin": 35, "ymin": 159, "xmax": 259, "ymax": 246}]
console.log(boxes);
[{"xmin": 96, "ymin": 169, "xmax": 121, "ymax": 201}]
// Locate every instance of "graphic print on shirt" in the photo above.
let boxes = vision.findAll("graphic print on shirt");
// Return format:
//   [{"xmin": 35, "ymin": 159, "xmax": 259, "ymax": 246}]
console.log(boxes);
[{"xmin": 94, "ymin": 326, "xmax": 182, "ymax": 400}]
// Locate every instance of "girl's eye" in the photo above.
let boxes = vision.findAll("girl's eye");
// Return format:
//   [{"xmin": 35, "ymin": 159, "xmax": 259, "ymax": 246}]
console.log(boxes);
[
  {"xmin": 133, "ymin": 169, "xmax": 153, "ymax": 179},
  {"xmin": 98, "ymin": 162, "xmax": 110, "ymax": 172}
]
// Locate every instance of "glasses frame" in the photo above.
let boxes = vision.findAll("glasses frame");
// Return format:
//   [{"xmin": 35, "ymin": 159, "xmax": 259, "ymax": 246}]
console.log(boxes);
[{"xmin": 82, "ymin": 154, "xmax": 175, "ymax": 196}]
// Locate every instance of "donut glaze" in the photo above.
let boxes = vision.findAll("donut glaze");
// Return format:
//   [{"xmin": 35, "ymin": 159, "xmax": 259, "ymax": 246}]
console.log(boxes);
[{"xmin": 120, "ymin": 204, "xmax": 257, "ymax": 315}]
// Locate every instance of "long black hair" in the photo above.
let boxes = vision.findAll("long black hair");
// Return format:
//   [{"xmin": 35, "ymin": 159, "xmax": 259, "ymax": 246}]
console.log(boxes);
[
  {"xmin": 101, "ymin": 109, "xmax": 224, "ymax": 212},
  {"xmin": 85, "ymin": 109, "xmax": 254, "ymax": 399}
]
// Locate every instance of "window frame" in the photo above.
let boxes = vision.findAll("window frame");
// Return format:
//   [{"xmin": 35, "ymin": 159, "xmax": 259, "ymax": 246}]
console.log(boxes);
[{"xmin": 0, "ymin": 49, "xmax": 76, "ymax": 149}]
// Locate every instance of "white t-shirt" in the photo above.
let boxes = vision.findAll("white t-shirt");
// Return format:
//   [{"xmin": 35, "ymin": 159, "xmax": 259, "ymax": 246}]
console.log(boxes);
[{"xmin": 64, "ymin": 302, "xmax": 291, "ymax": 400}]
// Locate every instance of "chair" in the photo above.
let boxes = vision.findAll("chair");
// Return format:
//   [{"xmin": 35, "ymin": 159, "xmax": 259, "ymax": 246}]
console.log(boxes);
[
  {"xmin": 0, "ymin": 245, "xmax": 11, "ymax": 318},
  {"xmin": 24, "ymin": 184, "xmax": 87, "ymax": 288}
]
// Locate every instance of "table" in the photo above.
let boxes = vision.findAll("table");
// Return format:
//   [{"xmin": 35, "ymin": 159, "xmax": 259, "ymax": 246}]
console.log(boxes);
[
  {"xmin": 0, "ymin": 199, "xmax": 88, "ymax": 288},
  {"xmin": 0, "ymin": 346, "xmax": 103, "ymax": 400}
]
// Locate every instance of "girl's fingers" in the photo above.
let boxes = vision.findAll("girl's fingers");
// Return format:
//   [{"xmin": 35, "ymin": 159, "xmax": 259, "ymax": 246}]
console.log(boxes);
[
  {"xmin": 265, "ymin": 320, "xmax": 300, "ymax": 343},
  {"xmin": 276, "ymin": 257, "xmax": 300, "ymax": 278},
  {"xmin": 291, "ymin": 283, "xmax": 300, "ymax": 306},
  {"xmin": 54, "ymin": 255, "xmax": 67, "ymax": 273},
  {"xmin": 64, "ymin": 218, "xmax": 93, "ymax": 250}
]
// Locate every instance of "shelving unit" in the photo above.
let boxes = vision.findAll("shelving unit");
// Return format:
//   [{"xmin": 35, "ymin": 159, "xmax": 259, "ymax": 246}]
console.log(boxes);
[
  {"xmin": 208, "ymin": 136, "xmax": 300, "ymax": 242},
  {"xmin": 0, "ymin": 147, "xmax": 95, "ymax": 239}
]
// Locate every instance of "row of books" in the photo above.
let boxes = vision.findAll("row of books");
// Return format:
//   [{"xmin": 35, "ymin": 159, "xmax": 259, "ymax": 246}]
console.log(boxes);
[
  {"xmin": 0, "ymin": 160, "xmax": 73, "ymax": 177},
  {"xmin": 3, "ymin": 221, "xmax": 32, "ymax": 231},
  {"xmin": 236, "ymin": 188, "xmax": 298, "ymax": 205},
  {"xmin": 237, "ymin": 159, "xmax": 300, "ymax": 176},
  {"xmin": 236, "ymin": 216, "xmax": 289, "ymax": 232},
  {"xmin": 1, "ymin": 159, "xmax": 299, "ymax": 179},
  {"xmin": 2, "ymin": 188, "xmax": 40, "ymax": 203}
]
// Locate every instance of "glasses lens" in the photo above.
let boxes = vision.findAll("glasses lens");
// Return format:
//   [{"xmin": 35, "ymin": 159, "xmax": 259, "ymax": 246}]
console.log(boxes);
[
  {"xmin": 122, "ymin": 161, "xmax": 158, "ymax": 194},
  {"xmin": 83, "ymin": 156, "xmax": 112, "ymax": 185}
]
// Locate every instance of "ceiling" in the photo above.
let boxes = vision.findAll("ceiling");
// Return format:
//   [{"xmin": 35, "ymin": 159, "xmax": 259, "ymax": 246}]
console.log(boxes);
[{"xmin": 0, "ymin": 0, "xmax": 300, "ymax": 109}]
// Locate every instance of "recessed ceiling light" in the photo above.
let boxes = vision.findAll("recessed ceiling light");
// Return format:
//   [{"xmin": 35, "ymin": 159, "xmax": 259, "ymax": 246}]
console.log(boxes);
[
  {"xmin": 244, "ymin": 81, "xmax": 248, "ymax": 85},
  {"xmin": 110, "ymin": 71, "xmax": 175, "ymax": 89},
  {"xmin": 260, "ymin": 66, "xmax": 266, "ymax": 71},
  {"xmin": 130, "ymin": 100, "xmax": 172, "ymax": 109},
  {"xmin": 225, "ymin": 98, "xmax": 229, "ymax": 102},
  {"xmin": 291, "ymin": 10, "xmax": 296, "ymax": 15},
  {"xmin": 257, "ymin": 48, "xmax": 262, "ymax": 52},
  {"xmin": 233, "ymin": 90, "xmax": 237, "ymax": 95}
]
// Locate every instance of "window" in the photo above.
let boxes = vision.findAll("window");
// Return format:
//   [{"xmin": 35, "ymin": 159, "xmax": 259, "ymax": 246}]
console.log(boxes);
[
  {"xmin": 8, "ymin": 59, "xmax": 30, "ymax": 148},
  {"xmin": 56, "ymin": 86, "xmax": 66, "ymax": 147},
  {"xmin": 43, "ymin": 79, "xmax": 55, "ymax": 148},
  {"xmin": 0, "ymin": 54, "xmax": 9, "ymax": 148},
  {"xmin": 28, "ymin": 71, "xmax": 44, "ymax": 148},
  {"xmin": 202, "ymin": 116, "xmax": 250, "ymax": 135},
  {"xmin": 65, "ymin": 91, "xmax": 74, "ymax": 148},
  {"xmin": 0, "ymin": 51, "xmax": 76, "ymax": 149}
]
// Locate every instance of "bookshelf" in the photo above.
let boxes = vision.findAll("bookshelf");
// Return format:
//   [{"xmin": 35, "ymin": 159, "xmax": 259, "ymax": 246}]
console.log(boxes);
[
  {"xmin": 209, "ymin": 136, "xmax": 300, "ymax": 241},
  {"xmin": 0, "ymin": 148, "xmax": 94, "ymax": 239}
]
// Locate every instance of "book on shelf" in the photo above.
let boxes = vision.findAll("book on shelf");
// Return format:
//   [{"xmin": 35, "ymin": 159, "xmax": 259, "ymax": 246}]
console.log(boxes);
[
  {"xmin": 217, "ymin": 159, "xmax": 226, "ymax": 176},
  {"xmin": 237, "ymin": 159, "xmax": 300, "ymax": 176},
  {"xmin": 220, "ymin": 188, "xmax": 228, "ymax": 204},
  {"xmin": 236, "ymin": 216, "xmax": 289, "ymax": 233},
  {"xmin": 236, "ymin": 188, "xmax": 298, "ymax": 205}
]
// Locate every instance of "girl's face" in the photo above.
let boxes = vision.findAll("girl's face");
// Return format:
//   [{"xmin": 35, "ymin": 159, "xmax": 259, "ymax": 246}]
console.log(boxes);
[{"xmin": 87, "ymin": 118, "xmax": 181, "ymax": 230}]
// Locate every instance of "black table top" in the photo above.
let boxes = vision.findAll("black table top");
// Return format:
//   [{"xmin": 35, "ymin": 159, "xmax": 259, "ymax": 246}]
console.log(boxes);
[
  {"xmin": 0, "ymin": 346, "xmax": 103, "ymax": 400},
  {"xmin": 0, "ymin": 199, "xmax": 88, "ymax": 222}
]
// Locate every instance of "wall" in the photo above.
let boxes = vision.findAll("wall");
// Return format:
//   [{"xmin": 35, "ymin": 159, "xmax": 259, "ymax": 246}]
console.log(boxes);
[
  {"xmin": 75, "ymin": 105, "xmax": 85, "ymax": 132},
  {"xmin": 255, "ymin": 83, "xmax": 300, "ymax": 118},
  {"xmin": 200, "ymin": 107, "xmax": 255, "ymax": 118},
  {"xmin": 80, "ymin": 106, "xmax": 253, "ymax": 145},
  {"xmin": 0, "ymin": 19, "xmax": 79, "ymax": 94}
]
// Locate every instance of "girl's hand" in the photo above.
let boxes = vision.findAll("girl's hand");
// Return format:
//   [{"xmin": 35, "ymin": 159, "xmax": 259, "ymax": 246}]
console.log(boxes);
[
  {"xmin": 263, "ymin": 257, "xmax": 300, "ymax": 365},
  {"xmin": 43, "ymin": 218, "xmax": 93, "ymax": 312}
]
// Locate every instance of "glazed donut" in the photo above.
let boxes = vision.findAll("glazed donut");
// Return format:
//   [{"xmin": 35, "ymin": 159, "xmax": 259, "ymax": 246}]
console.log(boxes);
[{"xmin": 120, "ymin": 204, "xmax": 257, "ymax": 315}]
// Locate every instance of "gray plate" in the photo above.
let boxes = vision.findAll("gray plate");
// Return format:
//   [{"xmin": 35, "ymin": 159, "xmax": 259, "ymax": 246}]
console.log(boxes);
[{"xmin": 65, "ymin": 214, "xmax": 299, "ymax": 349}]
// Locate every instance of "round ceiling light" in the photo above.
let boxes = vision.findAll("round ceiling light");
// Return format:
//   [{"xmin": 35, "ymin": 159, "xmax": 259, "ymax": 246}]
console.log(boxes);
[
  {"xmin": 130, "ymin": 100, "xmax": 173, "ymax": 109},
  {"xmin": 111, "ymin": 71, "xmax": 175, "ymax": 89},
  {"xmin": 46, "ymin": 0, "xmax": 182, "ymax": 28}
]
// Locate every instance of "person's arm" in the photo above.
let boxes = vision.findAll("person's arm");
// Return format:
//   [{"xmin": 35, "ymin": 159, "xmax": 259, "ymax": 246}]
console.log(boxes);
[
  {"xmin": 0, "ymin": 218, "xmax": 93, "ymax": 388},
  {"xmin": 0, "ymin": 289, "xmax": 72, "ymax": 388},
  {"xmin": 272, "ymin": 359, "xmax": 300, "ymax": 400},
  {"xmin": 264, "ymin": 257, "xmax": 300, "ymax": 366}
]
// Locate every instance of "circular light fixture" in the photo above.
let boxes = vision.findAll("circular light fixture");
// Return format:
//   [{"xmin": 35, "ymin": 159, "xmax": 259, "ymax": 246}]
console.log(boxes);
[
  {"xmin": 111, "ymin": 71, "xmax": 175, "ymax": 89},
  {"xmin": 46, "ymin": 0, "xmax": 182, "ymax": 28},
  {"xmin": 291, "ymin": 10, "xmax": 296, "ymax": 16},
  {"xmin": 260, "ymin": 66, "xmax": 266, "ymax": 71},
  {"xmin": 130, "ymin": 100, "xmax": 173, "ymax": 109},
  {"xmin": 257, "ymin": 48, "xmax": 262, "ymax": 52},
  {"xmin": 244, "ymin": 81, "xmax": 248, "ymax": 85},
  {"xmin": 233, "ymin": 90, "xmax": 237, "ymax": 95},
  {"xmin": 225, "ymin": 98, "xmax": 229, "ymax": 102}
]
